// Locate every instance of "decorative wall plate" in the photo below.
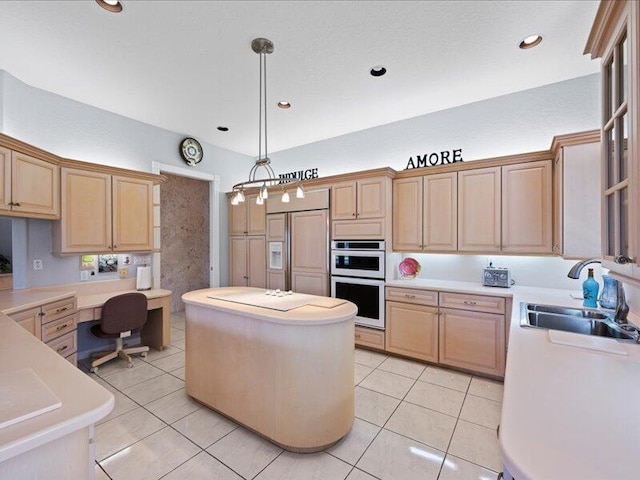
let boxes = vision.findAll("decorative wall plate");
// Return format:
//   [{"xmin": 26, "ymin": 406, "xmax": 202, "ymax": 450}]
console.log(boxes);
[{"xmin": 180, "ymin": 137, "xmax": 203, "ymax": 166}]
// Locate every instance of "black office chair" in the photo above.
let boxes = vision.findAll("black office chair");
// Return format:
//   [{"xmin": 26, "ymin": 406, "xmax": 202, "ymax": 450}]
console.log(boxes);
[{"xmin": 90, "ymin": 292, "xmax": 149, "ymax": 373}]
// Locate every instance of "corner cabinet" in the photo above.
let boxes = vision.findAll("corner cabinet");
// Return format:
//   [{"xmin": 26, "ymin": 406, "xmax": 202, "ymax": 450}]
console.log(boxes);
[
  {"xmin": 0, "ymin": 147, "xmax": 60, "ymax": 219},
  {"xmin": 585, "ymin": 0, "xmax": 638, "ymax": 278},
  {"xmin": 53, "ymin": 168, "xmax": 154, "ymax": 254}
]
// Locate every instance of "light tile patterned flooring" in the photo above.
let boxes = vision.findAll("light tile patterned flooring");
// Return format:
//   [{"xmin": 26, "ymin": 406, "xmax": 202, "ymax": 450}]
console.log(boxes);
[{"xmin": 83, "ymin": 312, "xmax": 504, "ymax": 480}]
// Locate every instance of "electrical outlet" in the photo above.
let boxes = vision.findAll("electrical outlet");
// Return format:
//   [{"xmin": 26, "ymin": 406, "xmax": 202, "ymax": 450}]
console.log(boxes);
[
  {"xmin": 33, "ymin": 259, "xmax": 43, "ymax": 271},
  {"xmin": 80, "ymin": 270, "xmax": 89, "ymax": 281}
]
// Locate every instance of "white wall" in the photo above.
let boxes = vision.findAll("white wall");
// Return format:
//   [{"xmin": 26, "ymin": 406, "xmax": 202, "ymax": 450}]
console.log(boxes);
[
  {"xmin": 0, "ymin": 70, "xmax": 253, "ymax": 287},
  {"xmin": 1, "ymin": 70, "xmax": 602, "ymax": 289},
  {"xmin": 269, "ymin": 74, "xmax": 600, "ymax": 177}
]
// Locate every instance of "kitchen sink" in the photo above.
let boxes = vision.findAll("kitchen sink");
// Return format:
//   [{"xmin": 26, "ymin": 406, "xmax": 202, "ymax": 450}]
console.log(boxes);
[{"xmin": 521, "ymin": 303, "xmax": 639, "ymax": 342}]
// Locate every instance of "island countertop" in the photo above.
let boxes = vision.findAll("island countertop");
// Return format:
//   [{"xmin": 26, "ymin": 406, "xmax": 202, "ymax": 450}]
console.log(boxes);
[{"xmin": 182, "ymin": 287, "xmax": 358, "ymax": 325}]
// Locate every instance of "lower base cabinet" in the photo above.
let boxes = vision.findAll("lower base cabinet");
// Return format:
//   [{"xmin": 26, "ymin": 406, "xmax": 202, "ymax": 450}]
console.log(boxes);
[
  {"xmin": 356, "ymin": 287, "xmax": 508, "ymax": 378},
  {"xmin": 438, "ymin": 308, "xmax": 505, "ymax": 377},
  {"xmin": 385, "ymin": 301, "xmax": 438, "ymax": 362}
]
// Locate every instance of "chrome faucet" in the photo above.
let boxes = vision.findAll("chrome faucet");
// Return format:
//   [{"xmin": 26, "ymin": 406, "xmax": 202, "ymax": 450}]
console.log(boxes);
[
  {"xmin": 567, "ymin": 258, "xmax": 602, "ymax": 279},
  {"xmin": 614, "ymin": 281, "xmax": 629, "ymax": 325}
]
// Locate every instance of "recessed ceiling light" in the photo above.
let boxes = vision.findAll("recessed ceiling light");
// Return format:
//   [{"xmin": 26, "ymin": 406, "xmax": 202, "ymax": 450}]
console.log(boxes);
[
  {"xmin": 96, "ymin": 0, "xmax": 123, "ymax": 13},
  {"xmin": 370, "ymin": 66, "xmax": 387, "ymax": 77},
  {"xmin": 277, "ymin": 102, "xmax": 291, "ymax": 109},
  {"xmin": 217, "ymin": 126, "xmax": 229, "ymax": 132},
  {"xmin": 519, "ymin": 34, "xmax": 542, "ymax": 49}
]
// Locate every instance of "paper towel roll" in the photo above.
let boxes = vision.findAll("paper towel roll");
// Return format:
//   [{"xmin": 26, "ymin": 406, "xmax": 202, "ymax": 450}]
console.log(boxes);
[{"xmin": 136, "ymin": 266, "xmax": 152, "ymax": 291}]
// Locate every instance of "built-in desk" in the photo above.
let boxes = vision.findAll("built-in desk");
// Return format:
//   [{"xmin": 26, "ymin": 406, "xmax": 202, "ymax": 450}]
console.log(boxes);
[{"xmin": 76, "ymin": 289, "xmax": 171, "ymax": 351}]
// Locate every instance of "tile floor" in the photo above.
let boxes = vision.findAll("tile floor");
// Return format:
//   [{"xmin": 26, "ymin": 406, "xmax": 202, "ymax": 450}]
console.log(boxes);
[{"xmin": 82, "ymin": 311, "xmax": 504, "ymax": 480}]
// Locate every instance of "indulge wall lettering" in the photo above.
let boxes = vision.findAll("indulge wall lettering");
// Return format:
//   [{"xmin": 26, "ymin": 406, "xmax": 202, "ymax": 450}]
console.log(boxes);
[
  {"xmin": 405, "ymin": 149, "xmax": 463, "ymax": 170},
  {"xmin": 278, "ymin": 168, "xmax": 319, "ymax": 183}
]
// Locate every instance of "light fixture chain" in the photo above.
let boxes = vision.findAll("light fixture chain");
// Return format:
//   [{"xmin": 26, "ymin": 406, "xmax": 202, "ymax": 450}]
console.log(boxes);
[{"xmin": 258, "ymin": 52, "xmax": 262, "ymax": 163}]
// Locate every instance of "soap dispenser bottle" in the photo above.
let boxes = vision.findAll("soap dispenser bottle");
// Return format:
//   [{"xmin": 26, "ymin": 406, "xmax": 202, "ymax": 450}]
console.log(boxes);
[{"xmin": 583, "ymin": 268, "xmax": 599, "ymax": 308}]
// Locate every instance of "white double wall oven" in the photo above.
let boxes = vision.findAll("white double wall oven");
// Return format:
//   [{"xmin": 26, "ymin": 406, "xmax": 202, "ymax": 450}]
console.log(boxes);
[{"xmin": 330, "ymin": 240, "xmax": 385, "ymax": 329}]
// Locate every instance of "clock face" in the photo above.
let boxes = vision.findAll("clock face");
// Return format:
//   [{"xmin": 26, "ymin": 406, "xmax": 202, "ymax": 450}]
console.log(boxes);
[{"xmin": 180, "ymin": 137, "xmax": 203, "ymax": 166}]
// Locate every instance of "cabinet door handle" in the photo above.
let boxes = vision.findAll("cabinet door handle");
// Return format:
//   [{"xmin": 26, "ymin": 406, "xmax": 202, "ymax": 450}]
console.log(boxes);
[
  {"xmin": 463, "ymin": 300, "xmax": 477, "ymax": 305},
  {"xmin": 11, "ymin": 202, "xmax": 20, "ymax": 207},
  {"xmin": 355, "ymin": 333, "xmax": 361, "ymax": 339},
  {"xmin": 8, "ymin": 202, "xmax": 14, "ymax": 206},
  {"xmin": 56, "ymin": 323, "xmax": 69, "ymax": 331},
  {"xmin": 38, "ymin": 311, "xmax": 45, "ymax": 316},
  {"xmin": 56, "ymin": 345, "xmax": 68, "ymax": 353},
  {"xmin": 113, "ymin": 245, "xmax": 117, "ymax": 249},
  {"xmin": 614, "ymin": 255, "xmax": 633, "ymax": 264},
  {"xmin": 352, "ymin": 212, "xmax": 356, "ymax": 217},
  {"xmin": 405, "ymin": 294, "xmax": 416, "ymax": 299}
]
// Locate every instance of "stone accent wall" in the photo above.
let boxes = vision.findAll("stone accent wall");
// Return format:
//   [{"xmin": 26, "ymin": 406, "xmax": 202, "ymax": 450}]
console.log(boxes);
[{"xmin": 160, "ymin": 174, "xmax": 210, "ymax": 312}]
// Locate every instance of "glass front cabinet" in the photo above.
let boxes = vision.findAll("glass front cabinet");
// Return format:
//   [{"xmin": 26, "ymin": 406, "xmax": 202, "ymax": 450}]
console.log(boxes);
[{"xmin": 586, "ymin": 0, "xmax": 639, "ymax": 278}]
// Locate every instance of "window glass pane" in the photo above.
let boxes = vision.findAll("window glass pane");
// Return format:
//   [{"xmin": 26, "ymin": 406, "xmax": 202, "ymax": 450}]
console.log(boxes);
[
  {"xmin": 606, "ymin": 125, "xmax": 615, "ymax": 188},
  {"xmin": 620, "ymin": 188, "xmax": 629, "ymax": 256},
  {"xmin": 620, "ymin": 113, "xmax": 628, "ymax": 181},
  {"xmin": 606, "ymin": 194, "xmax": 615, "ymax": 256},
  {"xmin": 620, "ymin": 34, "xmax": 628, "ymax": 106},
  {"xmin": 606, "ymin": 59, "xmax": 614, "ymax": 119}
]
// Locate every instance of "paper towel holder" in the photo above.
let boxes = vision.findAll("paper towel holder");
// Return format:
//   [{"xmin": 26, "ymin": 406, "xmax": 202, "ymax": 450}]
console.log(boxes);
[{"xmin": 136, "ymin": 265, "xmax": 152, "ymax": 291}]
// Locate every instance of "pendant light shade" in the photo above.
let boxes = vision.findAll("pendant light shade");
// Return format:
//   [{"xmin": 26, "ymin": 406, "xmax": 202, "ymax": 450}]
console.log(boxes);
[
  {"xmin": 281, "ymin": 191, "xmax": 290, "ymax": 203},
  {"xmin": 296, "ymin": 185, "xmax": 305, "ymax": 199}
]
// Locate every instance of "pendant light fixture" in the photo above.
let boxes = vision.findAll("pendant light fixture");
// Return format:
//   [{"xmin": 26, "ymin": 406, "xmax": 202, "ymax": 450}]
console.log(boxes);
[{"xmin": 230, "ymin": 38, "xmax": 305, "ymax": 205}]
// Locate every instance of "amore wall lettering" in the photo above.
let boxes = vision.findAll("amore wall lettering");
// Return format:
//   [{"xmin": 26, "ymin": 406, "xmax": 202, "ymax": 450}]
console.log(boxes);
[{"xmin": 405, "ymin": 149, "xmax": 463, "ymax": 170}]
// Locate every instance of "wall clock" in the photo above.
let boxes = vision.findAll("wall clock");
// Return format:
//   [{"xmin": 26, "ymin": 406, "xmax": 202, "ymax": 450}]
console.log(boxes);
[{"xmin": 179, "ymin": 137, "xmax": 203, "ymax": 166}]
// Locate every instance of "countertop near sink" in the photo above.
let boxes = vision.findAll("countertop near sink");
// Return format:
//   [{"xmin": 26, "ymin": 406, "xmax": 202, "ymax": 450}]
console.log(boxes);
[{"xmin": 387, "ymin": 278, "xmax": 640, "ymax": 480}]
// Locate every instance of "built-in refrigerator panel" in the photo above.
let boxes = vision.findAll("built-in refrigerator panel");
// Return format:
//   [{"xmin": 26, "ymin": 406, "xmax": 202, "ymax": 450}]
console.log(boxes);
[{"xmin": 265, "ymin": 190, "xmax": 329, "ymax": 295}]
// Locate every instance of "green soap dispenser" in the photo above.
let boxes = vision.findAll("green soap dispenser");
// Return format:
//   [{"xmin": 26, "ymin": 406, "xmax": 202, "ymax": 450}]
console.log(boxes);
[{"xmin": 583, "ymin": 268, "xmax": 599, "ymax": 308}]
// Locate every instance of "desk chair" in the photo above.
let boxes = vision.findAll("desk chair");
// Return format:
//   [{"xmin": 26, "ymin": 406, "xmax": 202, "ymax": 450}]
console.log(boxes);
[{"xmin": 90, "ymin": 292, "xmax": 149, "ymax": 373}]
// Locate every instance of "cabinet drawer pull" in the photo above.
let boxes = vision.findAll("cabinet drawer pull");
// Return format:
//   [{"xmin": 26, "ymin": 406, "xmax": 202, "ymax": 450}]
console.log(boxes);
[
  {"xmin": 55, "ymin": 307, "xmax": 69, "ymax": 313},
  {"xmin": 404, "ymin": 294, "xmax": 416, "ymax": 299},
  {"xmin": 56, "ymin": 323, "xmax": 69, "ymax": 331},
  {"xmin": 12, "ymin": 202, "xmax": 21, "ymax": 207},
  {"xmin": 463, "ymin": 301, "xmax": 477, "ymax": 305},
  {"xmin": 355, "ymin": 333, "xmax": 361, "ymax": 339},
  {"xmin": 56, "ymin": 345, "xmax": 68, "ymax": 353}
]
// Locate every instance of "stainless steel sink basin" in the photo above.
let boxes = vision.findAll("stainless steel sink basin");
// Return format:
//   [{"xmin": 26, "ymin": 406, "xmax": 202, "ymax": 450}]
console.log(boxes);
[
  {"xmin": 521, "ymin": 303, "xmax": 638, "ymax": 342},
  {"xmin": 526, "ymin": 304, "xmax": 609, "ymax": 320}
]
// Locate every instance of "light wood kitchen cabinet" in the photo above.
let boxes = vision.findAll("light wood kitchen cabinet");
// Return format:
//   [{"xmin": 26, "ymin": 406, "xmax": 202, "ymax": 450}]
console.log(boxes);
[
  {"xmin": 291, "ymin": 209, "xmax": 328, "ymax": 295},
  {"xmin": 229, "ymin": 235, "xmax": 266, "ymax": 288},
  {"xmin": 291, "ymin": 271, "xmax": 328, "ymax": 296},
  {"xmin": 501, "ymin": 160, "xmax": 552, "ymax": 254},
  {"xmin": 385, "ymin": 301, "xmax": 439, "ymax": 362},
  {"xmin": 7, "ymin": 297, "xmax": 78, "ymax": 365},
  {"xmin": 331, "ymin": 175, "xmax": 391, "ymax": 240},
  {"xmin": 54, "ymin": 168, "xmax": 153, "ymax": 254},
  {"xmin": 0, "ymin": 149, "xmax": 59, "ymax": 218},
  {"xmin": 458, "ymin": 167, "xmax": 501, "ymax": 252},
  {"xmin": 438, "ymin": 291, "xmax": 506, "ymax": 377},
  {"xmin": 355, "ymin": 325, "xmax": 385, "ymax": 350},
  {"xmin": 8, "ymin": 306, "xmax": 42, "ymax": 339},
  {"xmin": 229, "ymin": 194, "xmax": 266, "ymax": 236},
  {"xmin": 551, "ymin": 133, "xmax": 602, "ymax": 259},
  {"xmin": 393, "ymin": 173, "xmax": 459, "ymax": 252},
  {"xmin": 331, "ymin": 177, "xmax": 386, "ymax": 220},
  {"xmin": 586, "ymin": 0, "xmax": 637, "ymax": 278}
]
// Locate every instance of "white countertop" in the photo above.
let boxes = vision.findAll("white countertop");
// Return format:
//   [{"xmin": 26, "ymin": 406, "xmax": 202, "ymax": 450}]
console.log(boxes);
[
  {"xmin": 0, "ymin": 313, "xmax": 113, "ymax": 463},
  {"xmin": 388, "ymin": 278, "xmax": 640, "ymax": 479},
  {"xmin": 183, "ymin": 287, "xmax": 358, "ymax": 325}
]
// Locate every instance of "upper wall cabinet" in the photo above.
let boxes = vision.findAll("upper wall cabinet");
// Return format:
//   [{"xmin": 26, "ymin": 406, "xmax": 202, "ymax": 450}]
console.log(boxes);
[
  {"xmin": 0, "ymin": 148, "xmax": 60, "ymax": 219},
  {"xmin": 501, "ymin": 160, "xmax": 552, "ymax": 254},
  {"xmin": 551, "ymin": 133, "xmax": 602, "ymax": 259},
  {"xmin": 331, "ymin": 175, "xmax": 392, "ymax": 241},
  {"xmin": 393, "ymin": 172, "xmax": 457, "ymax": 252},
  {"xmin": 458, "ymin": 167, "xmax": 502, "ymax": 252},
  {"xmin": 585, "ymin": 0, "xmax": 638, "ymax": 278},
  {"xmin": 229, "ymin": 194, "xmax": 266, "ymax": 236},
  {"xmin": 53, "ymin": 168, "xmax": 154, "ymax": 254}
]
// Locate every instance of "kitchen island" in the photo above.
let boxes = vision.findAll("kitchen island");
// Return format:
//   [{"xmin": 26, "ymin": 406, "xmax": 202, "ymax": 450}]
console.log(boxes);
[{"xmin": 181, "ymin": 287, "xmax": 358, "ymax": 452}]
